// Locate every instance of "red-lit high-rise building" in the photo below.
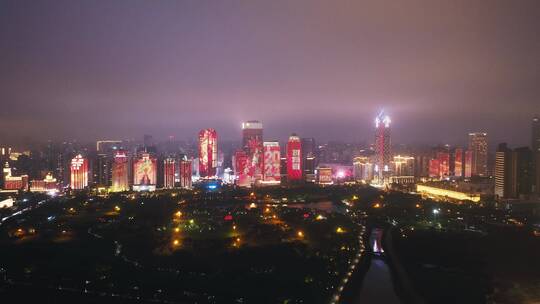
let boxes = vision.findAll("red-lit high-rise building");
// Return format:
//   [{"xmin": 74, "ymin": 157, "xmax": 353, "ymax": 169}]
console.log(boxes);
[
  {"xmin": 70, "ymin": 154, "xmax": 88, "ymax": 190},
  {"xmin": 375, "ymin": 111, "xmax": 391, "ymax": 183},
  {"xmin": 287, "ymin": 134, "xmax": 302, "ymax": 181},
  {"xmin": 163, "ymin": 157, "xmax": 176, "ymax": 189},
  {"xmin": 179, "ymin": 159, "xmax": 192, "ymax": 189},
  {"xmin": 111, "ymin": 150, "xmax": 129, "ymax": 192},
  {"xmin": 263, "ymin": 141, "xmax": 280, "ymax": 183},
  {"xmin": 454, "ymin": 148, "xmax": 463, "ymax": 177},
  {"xmin": 464, "ymin": 150, "xmax": 473, "ymax": 178},
  {"xmin": 133, "ymin": 152, "xmax": 157, "ymax": 191},
  {"xmin": 437, "ymin": 152, "xmax": 450, "ymax": 178},
  {"xmin": 199, "ymin": 129, "xmax": 218, "ymax": 178},
  {"xmin": 241, "ymin": 121, "xmax": 264, "ymax": 182},
  {"xmin": 234, "ymin": 150, "xmax": 251, "ymax": 187}
]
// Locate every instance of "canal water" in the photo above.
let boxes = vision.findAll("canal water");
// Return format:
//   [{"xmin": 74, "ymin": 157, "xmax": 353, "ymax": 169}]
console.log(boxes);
[
  {"xmin": 356, "ymin": 256, "xmax": 400, "ymax": 303},
  {"xmin": 356, "ymin": 228, "xmax": 400, "ymax": 303}
]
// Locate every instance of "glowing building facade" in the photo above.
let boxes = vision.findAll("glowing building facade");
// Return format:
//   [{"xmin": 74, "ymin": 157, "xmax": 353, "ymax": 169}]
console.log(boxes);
[
  {"xmin": 70, "ymin": 154, "xmax": 88, "ymax": 190},
  {"xmin": 234, "ymin": 150, "xmax": 251, "ymax": 187},
  {"xmin": 353, "ymin": 156, "xmax": 374, "ymax": 182},
  {"xmin": 263, "ymin": 141, "xmax": 281, "ymax": 184},
  {"xmin": 111, "ymin": 150, "xmax": 129, "ymax": 192},
  {"xmin": 133, "ymin": 152, "xmax": 157, "ymax": 191},
  {"xmin": 3, "ymin": 162, "xmax": 29, "ymax": 191},
  {"xmin": 199, "ymin": 129, "xmax": 218, "ymax": 178},
  {"xmin": 454, "ymin": 148, "xmax": 463, "ymax": 177},
  {"xmin": 179, "ymin": 159, "xmax": 192, "ymax": 189},
  {"xmin": 287, "ymin": 134, "xmax": 302, "ymax": 181},
  {"xmin": 163, "ymin": 157, "xmax": 176, "ymax": 189},
  {"xmin": 468, "ymin": 132, "xmax": 488, "ymax": 177},
  {"xmin": 242, "ymin": 121, "xmax": 264, "ymax": 182},
  {"xmin": 374, "ymin": 111, "xmax": 391, "ymax": 183},
  {"xmin": 464, "ymin": 150, "xmax": 473, "ymax": 178},
  {"xmin": 30, "ymin": 172, "xmax": 59, "ymax": 193}
]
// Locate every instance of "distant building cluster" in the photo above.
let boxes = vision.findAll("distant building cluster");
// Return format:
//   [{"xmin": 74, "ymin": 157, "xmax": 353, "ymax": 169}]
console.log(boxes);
[{"xmin": 1, "ymin": 113, "xmax": 539, "ymax": 203}]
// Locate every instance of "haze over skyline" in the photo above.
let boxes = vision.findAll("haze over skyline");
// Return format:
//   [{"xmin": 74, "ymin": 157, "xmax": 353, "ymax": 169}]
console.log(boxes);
[{"xmin": 1, "ymin": 0, "xmax": 539, "ymax": 146}]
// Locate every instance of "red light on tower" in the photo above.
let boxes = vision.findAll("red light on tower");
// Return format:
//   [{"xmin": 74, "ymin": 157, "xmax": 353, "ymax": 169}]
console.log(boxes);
[
  {"xmin": 199, "ymin": 129, "xmax": 218, "ymax": 178},
  {"xmin": 70, "ymin": 154, "xmax": 88, "ymax": 190},
  {"xmin": 287, "ymin": 134, "xmax": 302, "ymax": 181}
]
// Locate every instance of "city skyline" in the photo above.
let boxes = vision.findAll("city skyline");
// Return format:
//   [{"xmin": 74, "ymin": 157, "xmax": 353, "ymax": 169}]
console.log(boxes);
[{"xmin": 1, "ymin": 1, "xmax": 539, "ymax": 145}]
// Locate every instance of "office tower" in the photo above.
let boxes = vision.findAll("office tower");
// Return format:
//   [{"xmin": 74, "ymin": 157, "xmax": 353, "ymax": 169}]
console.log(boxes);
[
  {"xmin": 70, "ymin": 154, "xmax": 88, "ymax": 190},
  {"xmin": 263, "ymin": 141, "xmax": 280, "ymax": 183},
  {"xmin": 133, "ymin": 152, "xmax": 157, "ymax": 191},
  {"xmin": 437, "ymin": 152, "xmax": 450, "ymax": 178},
  {"xmin": 495, "ymin": 144, "xmax": 512, "ymax": 198},
  {"xmin": 179, "ymin": 159, "xmax": 192, "ymax": 189},
  {"xmin": 111, "ymin": 150, "xmax": 129, "ymax": 192},
  {"xmin": 468, "ymin": 132, "xmax": 488, "ymax": 177},
  {"xmin": 163, "ymin": 157, "xmax": 176, "ymax": 189},
  {"xmin": 94, "ymin": 153, "xmax": 112, "ymax": 188},
  {"xmin": 374, "ymin": 111, "xmax": 391, "ymax": 183},
  {"xmin": 198, "ymin": 129, "xmax": 218, "ymax": 178},
  {"xmin": 414, "ymin": 154, "xmax": 430, "ymax": 178},
  {"xmin": 234, "ymin": 150, "xmax": 250, "ymax": 187},
  {"xmin": 241, "ymin": 121, "xmax": 264, "ymax": 181},
  {"xmin": 353, "ymin": 156, "xmax": 374, "ymax": 181},
  {"xmin": 429, "ymin": 158, "xmax": 440, "ymax": 178},
  {"xmin": 301, "ymin": 138, "xmax": 316, "ymax": 178},
  {"xmin": 454, "ymin": 148, "xmax": 463, "ymax": 177},
  {"xmin": 392, "ymin": 155, "xmax": 414, "ymax": 177},
  {"xmin": 512, "ymin": 147, "xmax": 533, "ymax": 197},
  {"xmin": 464, "ymin": 150, "xmax": 473, "ymax": 178},
  {"xmin": 495, "ymin": 144, "xmax": 533, "ymax": 199},
  {"xmin": 287, "ymin": 134, "xmax": 302, "ymax": 181},
  {"xmin": 532, "ymin": 116, "xmax": 540, "ymax": 153}
]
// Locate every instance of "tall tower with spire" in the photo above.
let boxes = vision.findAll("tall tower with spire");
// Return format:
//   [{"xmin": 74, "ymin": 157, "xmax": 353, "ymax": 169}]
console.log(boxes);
[{"xmin": 374, "ymin": 111, "xmax": 391, "ymax": 183}]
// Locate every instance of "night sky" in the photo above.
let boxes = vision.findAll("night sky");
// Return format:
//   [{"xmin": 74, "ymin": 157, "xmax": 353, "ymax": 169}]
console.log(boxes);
[{"xmin": 1, "ymin": 0, "xmax": 539, "ymax": 146}]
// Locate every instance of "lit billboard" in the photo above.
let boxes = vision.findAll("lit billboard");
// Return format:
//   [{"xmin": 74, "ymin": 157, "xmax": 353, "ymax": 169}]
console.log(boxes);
[
  {"xmin": 263, "ymin": 141, "xmax": 280, "ymax": 183},
  {"xmin": 133, "ymin": 152, "xmax": 157, "ymax": 191}
]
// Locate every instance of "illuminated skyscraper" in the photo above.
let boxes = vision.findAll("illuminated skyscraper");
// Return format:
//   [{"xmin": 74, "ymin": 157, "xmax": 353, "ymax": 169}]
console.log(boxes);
[
  {"xmin": 163, "ymin": 157, "xmax": 176, "ymax": 189},
  {"xmin": 133, "ymin": 152, "xmax": 157, "ymax": 191},
  {"xmin": 287, "ymin": 134, "xmax": 302, "ymax": 181},
  {"xmin": 495, "ymin": 144, "xmax": 533, "ymax": 199},
  {"xmin": 454, "ymin": 148, "xmax": 463, "ymax": 177},
  {"xmin": 70, "ymin": 154, "xmax": 88, "ymax": 190},
  {"xmin": 179, "ymin": 159, "xmax": 192, "ymax": 189},
  {"xmin": 468, "ymin": 132, "xmax": 488, "ymax": 177},
  {"xmin": 353, "ymin": 156, "xmax": 374, "ymax": 181},
  {"xmin": 263, "ymin": 141, "xmax": 280, "ymax": 184},
  {"xmin": 111, "ymin": 150, "xmax": 129, "ymax": 192},
  {"xmin": 234, "ymin": 150, "xmax": 251, "ymax": 187},
  {"xmin": 241, "ymin": 121, "xmax": 264, "ymax": 181},
  {"xmin": 392, "ymin": 155, "xmax": 414, "ymax": 177},
  {"xmin": 198, "ymin": 128, "xmax": 218, "ymax": 178},
  {"xmin": 495, "ymin": 143, "xmax": 512, "ymax": 198},
  {"xmin": 464, "ymin": 150, "xmax": 473, "ymax": 178},
  {"xmin": 374, "ymin": 111, "xmax": 391, "ymax": 183}
]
